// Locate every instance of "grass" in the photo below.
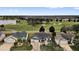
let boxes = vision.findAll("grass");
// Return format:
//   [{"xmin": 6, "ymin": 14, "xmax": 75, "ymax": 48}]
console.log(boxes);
[
  {"xmin": 0, "ymin": 41, "xmax": 4, "ymax": 46},
  {"xmin": 4, "ymin": 20, "xmax": 79, "ymax": 32},
  {"xmin": 10, "ymin": 43, "xmax": 33, "ymax": 51},
  {"xmin": 40, "ymin": 41, "xmax": 63, "ymax": 51},
  {"xmin": 5, "ymin": 20, "xmax": 41, "ymax": 31},
  {"xmin": 70, "ymin": 46, "xmax": 79, "ymax": 51}
]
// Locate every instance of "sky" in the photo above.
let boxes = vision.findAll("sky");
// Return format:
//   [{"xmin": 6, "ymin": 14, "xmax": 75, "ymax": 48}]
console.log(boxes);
[{"xmin": 0, "ymin": 7, "xmax": 79, "ymax": 15}]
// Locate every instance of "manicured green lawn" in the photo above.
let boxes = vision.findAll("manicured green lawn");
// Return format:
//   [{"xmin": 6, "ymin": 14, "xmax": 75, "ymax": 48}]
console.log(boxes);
[
  {"xmin": 40, "ymin": 41, "xmax": 63, "ymax": 51},
  {"xmin": 5, "ymin": 20, "xmax": 79, "ymax": 32},
  {"xmin": 70, "ymin": 46, "xmax": 79, "ymax": 51}
]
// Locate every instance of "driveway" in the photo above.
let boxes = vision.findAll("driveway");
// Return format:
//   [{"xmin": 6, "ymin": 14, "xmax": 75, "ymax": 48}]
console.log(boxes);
[
  {"xmin": 55, "ymin": 33, "xmax": 72, "ymax": 51},
  {"xmin": 0, "ymin": 43, "xmax": 13, "ymax": 51},
  {"xmin": 31, "ymin": 40, "xmax": 40, "ymax": 51}
]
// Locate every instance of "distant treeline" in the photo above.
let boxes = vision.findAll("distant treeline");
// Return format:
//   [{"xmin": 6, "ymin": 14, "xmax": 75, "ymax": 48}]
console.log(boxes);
[{"xmin": 0, "ymin": 16, "xmax": 79, "ymax": 22}]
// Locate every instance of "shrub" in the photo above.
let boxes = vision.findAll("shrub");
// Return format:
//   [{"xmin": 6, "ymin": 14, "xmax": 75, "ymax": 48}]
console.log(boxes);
[
  {"xmin": 72, "ymin": 24, "xmax": 79, "ymax": 33},
  {"xmin": 14, "ymin": 42, "xmax": 18, "ymax": 47}
]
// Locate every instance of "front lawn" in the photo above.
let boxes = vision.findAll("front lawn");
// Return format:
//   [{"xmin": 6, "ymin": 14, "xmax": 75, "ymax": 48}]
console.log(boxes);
[
  {"xmin": 40, "ymin": 41, "xmax": 63, "ymax": 51},
  {"xmin": 70, "ymin": 46, "xmax": 79, "ymax": 51},
  {"xmin": 10, "ymin": 43, "xmax": 33, "ymax": 51}
]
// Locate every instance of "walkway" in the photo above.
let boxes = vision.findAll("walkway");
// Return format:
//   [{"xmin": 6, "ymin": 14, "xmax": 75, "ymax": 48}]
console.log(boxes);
[
  {"xmin": 55, "ymin": 33, "xmax": 72, "ymax": 51},
  {"xmin": 31, "ymin": 40, "xmax": 40, "ymax": 51},
  {"xmin": 0, "ymin": 43, "xmax": 13, "ymax": 51}
]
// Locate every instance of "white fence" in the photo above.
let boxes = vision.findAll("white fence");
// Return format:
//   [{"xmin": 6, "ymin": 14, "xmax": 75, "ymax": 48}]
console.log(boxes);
[{"xmin": 0, "ymin": 20, "xmax": 16, "ymax": 25}]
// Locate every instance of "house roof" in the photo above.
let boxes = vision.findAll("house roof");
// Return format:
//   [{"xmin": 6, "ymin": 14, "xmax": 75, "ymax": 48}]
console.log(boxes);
[
  {"xmin": 12, "ymin": 31, "xmax": 27, "ymax": 39},
  {"xmin": 61, "ymin": 32, "xmax": 74, "ymax": 40},
  {"xmin": 0, "ymin": 32, "xmax": 3, "ymax": 36},
  {"xmin": 32, "ymin": 32, "xmax": 51, "ymax": 40}
]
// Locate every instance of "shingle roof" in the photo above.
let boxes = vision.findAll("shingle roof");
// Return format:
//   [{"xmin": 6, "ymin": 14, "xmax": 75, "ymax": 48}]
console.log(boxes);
[
  {"xmin": 0, "ymin": 32, "xmax": 2, "ymax": 36},
  {"xmin": 61, "ymin": 32, "xmax": 74, "ymax": 40},
  {"xmin": 12, "ymin": 31, "xmax": 27, "ymax": 39},
  {"xmin": 32, "ymin": 32, "xmax": 51, "ymax": 40}
]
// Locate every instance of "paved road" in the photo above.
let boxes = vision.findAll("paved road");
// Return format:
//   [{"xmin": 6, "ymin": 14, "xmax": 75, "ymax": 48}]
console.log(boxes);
[
  {"xmin": 55, "ymin": 33, "xmax": 72, "ymax": 51},
  {"xmin": 0, "ymin": 43, "xmax": 13, "ymax": 51}
]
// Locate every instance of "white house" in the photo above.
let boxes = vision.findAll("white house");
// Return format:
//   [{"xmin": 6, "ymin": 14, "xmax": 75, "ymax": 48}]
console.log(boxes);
[
  {"xmin": 0, "ymin": 32, "xmax": 5, "ymax": 41},
  {"xmin": 4, "ymin": 36, "xmax": 17, "ymax": 43},
  {"xmin": 0, "ymin": 20, "xmax": 16, "ymax": 25}
]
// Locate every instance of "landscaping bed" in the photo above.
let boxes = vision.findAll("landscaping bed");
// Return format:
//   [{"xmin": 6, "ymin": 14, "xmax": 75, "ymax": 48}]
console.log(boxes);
[{"xmin": 10, "ymin": 43, "xmax": 33, "ymax": 51}]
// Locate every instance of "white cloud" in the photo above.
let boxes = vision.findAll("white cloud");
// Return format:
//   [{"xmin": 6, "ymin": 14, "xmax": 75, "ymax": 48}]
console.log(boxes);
[
  {"xmin": 9, "ymin": 9, "xmax": 19, "ymax": 13},
  {"xmin": 74, "ymin": 7, "xmax": 79, "ymax": 10},
  {"xmin": 0, "ymin": 0, "xmax": 79, "ymax": 7},
  {"xmin": 47, "ymin": 7, "xmax": 64, "ymax": 9}
]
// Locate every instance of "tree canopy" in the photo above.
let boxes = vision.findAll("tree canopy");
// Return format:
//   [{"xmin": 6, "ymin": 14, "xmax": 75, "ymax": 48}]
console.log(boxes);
[
  {"xmin": 72, "ymin": 24, "xmax": 79, "ymax": 33},
  {"xmin": 49, "ymin": 26, "xmax": 55, "ymax": 33},
  {"xmin": 39, "ymin": 26, "xmax": 45, "ymax": 32}
]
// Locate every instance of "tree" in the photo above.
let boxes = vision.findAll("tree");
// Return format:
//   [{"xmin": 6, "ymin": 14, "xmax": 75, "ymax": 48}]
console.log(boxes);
[
  {"xmin": 72, "ymin": 24, "xmax": 79, "ymax": 33},
  {"xmin": 16, "ymin": 20, "xmax": 20, "ymax": 23},
  {"xmin": 49, "ymin": 26, "xmax": 56, "ymax": 43},
  {"xmin": 0, "ymin": 25, "xmax": 5, "ymax": 31},
  {"xmin": 56, "ymin": 18, "xmax": 58, "ymax": 22},
  {"xmin": 39, "ymin": 26, "xmax": 45, "ymax": 32},
  {"xmin": 49, "ymin": 26, "xmax": 55, "ymax": 33},
  {"xmin": 50, "ymin": 19, "xmax": 53, "ymax": 22},
  {"xmin": 68, "ymin": 19, "xmax": 71, "ymax": 22},
  {"xmin": 72, "ymin": 24, "xmax": 79, "ymax": 39},
  {"xmin": 59, "ymin": 19, "xmax": 62, "ymax": 22},
  {"xmin": 60, "ymin": 26, "xmax": 68, "ymax": 33},
  {"xmin": 0, "ymin": 25, "xmax": 4, "ymax": 27},
  {"xmin": 46, "ymin": 19, "xmax": 50, "ymax": 23}
]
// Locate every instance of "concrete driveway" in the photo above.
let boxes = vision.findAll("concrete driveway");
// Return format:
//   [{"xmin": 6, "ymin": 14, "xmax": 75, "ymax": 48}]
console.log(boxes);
[
  {"xmin": 0, "ymin": 43, "xmax": 13, "ymax": 51},
  {"xmin": 55, "ymin": 33, "xmax": 72, "ymax": 51}
]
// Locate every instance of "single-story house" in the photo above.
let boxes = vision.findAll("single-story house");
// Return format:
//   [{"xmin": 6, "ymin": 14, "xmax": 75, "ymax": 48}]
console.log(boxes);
[
  {"xmin": 4, "ymin": 31, "xmax": 28, "ymax": 43},
  {"xmin": 31, "ymin": 32, "xmax": 51, "ymax": 44},
  {"xmin": 4, "ymin": 36, "xmax": 17, "ymax": 43},
  {"xmin": 0, "ymin": 32, "xmax": 5, "ymax": 41},
  {"xmin": 61, "ymin": 32, "xmax": 75, "ymax": 44}
]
